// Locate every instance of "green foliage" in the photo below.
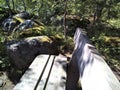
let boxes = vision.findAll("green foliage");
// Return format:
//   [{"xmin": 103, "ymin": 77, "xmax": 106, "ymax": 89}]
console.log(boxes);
[
  {"xmin": 0, "ymin": 28, "xmax": 11, "ymax": 70},
  {"xmin": 0, "ymin": 28, "xmax": 6, "ymax": 56},
  {"xmin": 60, "ymin": 36, "xmax": 74, "ymax": 53},
  {"xmin": 0, "ymin": 57, "xmax": 11, "ymax": 70},
  {"xmin": 108, "ymin": 19, "xmax": 120, "ymax": 28},
  {"xmin": 88, "ymin": 23, "xmax": 120, "ymax": 69},
  {"xmin": 0, "ymin": 0, "xmax": 120, "ymax": 72}
]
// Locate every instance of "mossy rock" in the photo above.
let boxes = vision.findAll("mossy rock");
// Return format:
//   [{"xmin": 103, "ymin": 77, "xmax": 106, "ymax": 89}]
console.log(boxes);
[
  {"xmin": 6, "ymin": 25, "xmax": 45, "ymax": 41},
  {"xmin": 6, "ymin": 35, "xmax": 63, "ymax": 69},
  {"xmin": 18, "ymin": 26, "xmax": 45, "ymax": 38}
]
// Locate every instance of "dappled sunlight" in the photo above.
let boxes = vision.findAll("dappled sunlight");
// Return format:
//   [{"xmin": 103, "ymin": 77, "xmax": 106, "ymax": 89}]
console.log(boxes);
[
  {"xmin": 0, "ymin": 0, "xmax": 120, "ymax": 90},
  {"xmin": 44, "ymin": 54, "xmax": 67, "ymax": 90},
  {"xmin": 13, "ymin": 54, "xmax": 67, "ymax": 90},
  {"xmin": 13, "ymin": 55, "xmax": 50, "ymax": 90}
]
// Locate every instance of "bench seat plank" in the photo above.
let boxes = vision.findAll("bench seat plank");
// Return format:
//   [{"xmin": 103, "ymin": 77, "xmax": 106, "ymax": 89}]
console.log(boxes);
[
  {"xmin": 35, "ymin": 55, "xmax": 56, "ymax": 90},
  {"xmin": 14, "ymin": 54, "xmax": 50, "ymax": 90},
  {"xmin": 45, "ymin": 54, "xmax": 67, "ymax": 90},
  {"xmin": 36, "ymin": 54, "xmax": 67, "ymax": 90},
  {"xmin": 14, "ymin": 54, "xmax": 67, "ymax": 90}
]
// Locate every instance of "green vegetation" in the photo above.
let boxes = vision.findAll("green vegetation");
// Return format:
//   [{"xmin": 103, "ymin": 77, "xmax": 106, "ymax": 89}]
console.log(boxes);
[
  {"xmin": 0, "ymin": 28, "xmax": 11, "ymax": 70},
  {"xmin": 0, "ymin": 0, "xmax": 120, "ymax": 72},
  {"xmin": 88, "ymin": 23, "xmax": 120, "ymax": 70}
]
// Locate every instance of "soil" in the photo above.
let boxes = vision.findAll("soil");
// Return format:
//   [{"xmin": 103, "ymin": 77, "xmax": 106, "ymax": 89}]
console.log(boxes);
[
  {"xmin": 0, "ymin": 68, "xmax": 23, "ymax": 90},
  {"xmin": 0, "ymin": 72, "xmax": 15, "ymax": 90}
]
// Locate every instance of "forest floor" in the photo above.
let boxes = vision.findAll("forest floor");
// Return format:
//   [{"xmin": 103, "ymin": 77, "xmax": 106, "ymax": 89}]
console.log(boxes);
[{"xmin": 0, "ymin": 72, "xmax": 15, "ymax": 90}]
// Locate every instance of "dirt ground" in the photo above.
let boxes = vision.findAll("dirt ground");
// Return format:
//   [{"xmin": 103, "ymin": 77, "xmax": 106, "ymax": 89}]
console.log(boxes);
[
  {"xmin": 0, "ymin": 72, "xmax": 15, "ymax": 90},
  {"xmin": 0, "ymin": 69, "xmax": 23, "ymax": 90}
]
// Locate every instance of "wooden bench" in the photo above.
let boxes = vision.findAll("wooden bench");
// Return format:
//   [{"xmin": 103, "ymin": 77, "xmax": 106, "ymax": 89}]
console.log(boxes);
[
  {"xmin": 14, "ymin": 54, "xmax": 67, "ymax": 90},
  {"xmin": 67, "ymin": 28, "xmax": 120, "ymax": 90},
  {"xmin": 14, "ymin": 28, "xmax": 120, "ymax": 90}
]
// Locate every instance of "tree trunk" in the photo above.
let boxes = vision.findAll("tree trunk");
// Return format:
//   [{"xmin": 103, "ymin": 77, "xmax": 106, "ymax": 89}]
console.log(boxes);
[{"xmin": 63, "ymin": 0, "xmax": 67, "ymax": 38}]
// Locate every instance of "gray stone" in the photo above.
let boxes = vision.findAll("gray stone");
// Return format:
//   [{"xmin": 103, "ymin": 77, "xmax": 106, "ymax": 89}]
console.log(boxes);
[{"xmin": 6, "ymin": 36, "xmax": 60, "ymax": 69}]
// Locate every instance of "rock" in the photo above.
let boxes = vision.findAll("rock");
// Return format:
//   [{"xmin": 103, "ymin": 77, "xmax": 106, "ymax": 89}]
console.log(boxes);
[
  {"xmin": 14, "ymin": 20, "xmax": 34, "ymax": 31},
  {"xmin": 13, "ymin": 11, "xmax": 30, "ymax": 19},
  {"xmin": 2, "ymin": 18, "xmax": 18, "ymax": 32},
  {"xmin": 2, "ymin": 11, "xmax": 41, "ymax": 33},
  {"xmin": 0, "ymin": 79, "xmax": 3, "ymax": 87},
  {"xmin": 6, "ymin": 36, "xmax": 61, "ymax": 69}
]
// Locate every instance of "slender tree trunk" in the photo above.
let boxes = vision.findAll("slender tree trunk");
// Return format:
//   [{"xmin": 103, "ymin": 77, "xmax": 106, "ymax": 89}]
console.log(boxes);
[
  {"xmin": 38, "ymin": 0, "xmax": 43, "ymax": 18},
  {"xmin": 107, "ymin": 0, "xmax": 112, "ymax": 19},
  {"xmin": 6, "ymin": 0, "xmax": 12, "ymax": 16},
  {"xmin": 93, "ymin": 12, "xmax": 96, "ymax": 25},
  {"xmin": 96, "ymin": 4, "xmax": 103, "ymax": 23},
  {"xmin": 95, "ymin": 0, "xmax": 106, "ymax": 23},
  {"xmin": 22, "ymin": 0, "xmax": 26, "ymax": 11},
  {"xmin": 11, "ymin": 0, "xmax": 14, "ymax": 10},
  {"xmin": 63, "ymin": 0, "xmax": 67, "ymax": 38}
]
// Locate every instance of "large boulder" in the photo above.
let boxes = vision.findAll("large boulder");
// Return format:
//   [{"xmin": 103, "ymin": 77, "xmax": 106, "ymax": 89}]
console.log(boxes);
[{"xmin": 6, "ymin": 36, "xmax": 61, "ymax": 69}]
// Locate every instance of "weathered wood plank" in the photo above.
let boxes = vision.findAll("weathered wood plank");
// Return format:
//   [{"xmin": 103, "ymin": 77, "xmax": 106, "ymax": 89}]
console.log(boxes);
[
  {"xmin": 36, "ymin": 54, "xmax": 67, "ymax": 90},
  {"xmin": 13, "ymin": 54, "xmax": 50, "ymax": 90},
  {"xmin": 41, "ymin": 54, "xmax": 67, "ymax": 90},
  {"xmin": 35, "ymin": 55, "xmax": 56, "ymax": 90},
  {"xmin": 68, "ymin": 28, "xmax": 120, "ymax": 90},
  {"xmin": 14, "ymin": 54, "xmax": 67, "ymax": 90}
]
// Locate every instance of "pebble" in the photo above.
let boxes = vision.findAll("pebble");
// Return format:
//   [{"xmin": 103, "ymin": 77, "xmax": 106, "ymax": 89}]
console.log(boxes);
[{"xmin": 0, "ymin": 79, "xmax": 3, "ymax": 87}]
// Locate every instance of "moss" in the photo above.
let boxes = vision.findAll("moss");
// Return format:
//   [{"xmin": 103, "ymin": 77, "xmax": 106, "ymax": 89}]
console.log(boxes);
[
  {"xmin": 19, "ymin": 26, "xmax": 44, "ymax": 38},
  {"xmin": 104, "ymin": 36, "xmax": 120, "ymax": 43},
  {"xmin": 6, "ymin": 25, "xmax": 45, "ymax": 41},
  {"xmin": 13, "ymin": 16, "xmax": 25, "ymax": 23},
  {"xmin": 25, "ymin": 36, "xmax": 53, "ymax": 43}
]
